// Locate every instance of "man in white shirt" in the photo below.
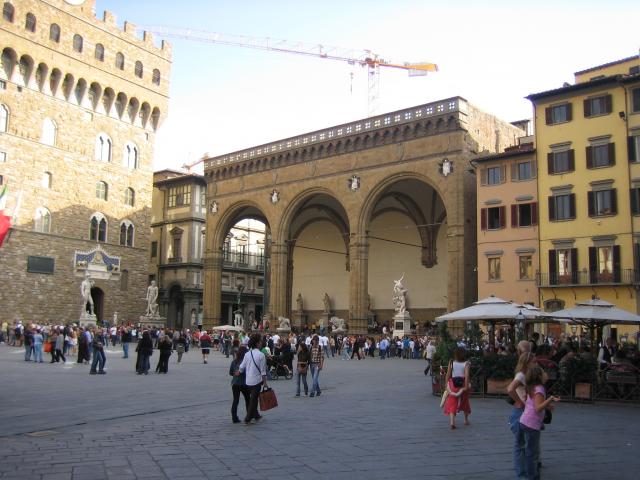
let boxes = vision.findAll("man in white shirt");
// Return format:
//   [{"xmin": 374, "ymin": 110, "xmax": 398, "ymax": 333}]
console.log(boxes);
[
  {"xmin": 238, "ymin": 334, "xmax": 268, "ymax": 425},
  {"xmin": 320, "ymin": 335, "xmax": 331, "ymax": 358}
]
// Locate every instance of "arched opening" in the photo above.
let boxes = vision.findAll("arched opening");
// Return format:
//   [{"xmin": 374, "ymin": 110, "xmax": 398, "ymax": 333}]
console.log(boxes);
[
  {"xmin": 18, "ymin": 55, "xmax": 34, "ymax": 87},
  {"xmin": 167, "ymin": 284, "xmax": 184, "ymax": 330},
  {"xmin": 1, "ymin": 47, "xmax": 17, "ymax": 81},
  {"xmin": 90, "ymin": 287, "xmax": 104, "ymax": 324}
]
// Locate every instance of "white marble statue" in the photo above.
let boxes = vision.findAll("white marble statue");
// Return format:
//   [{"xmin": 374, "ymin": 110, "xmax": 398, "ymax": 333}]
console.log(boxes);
[
  {"xmin": 296, "ymin": 293, "xmax": 304, "ymax": 312},
  {"xmin": 329, "ymin": 316, "xmax": 347, "ymax": 332},
  {"xmin": 81, "ymin": 273, "xmax": 94, "ymax": 315},
  {"xmin": 233, "ymin": 310, "xmax": 244, "ymax": 328},
  {"xmin": 322, "ymin": 293, "xmax": 331, "ymax": 313},
  {"xmin": 277, "ymin": 316, "xmax": 291, "ymax": 331},
  {"xmin": 392, "ymin": 273, "xmax": 408, "ymax": 314},
  {"xmin": 145, "ymin": 280, "xmax": 159, "ymax": 316}
]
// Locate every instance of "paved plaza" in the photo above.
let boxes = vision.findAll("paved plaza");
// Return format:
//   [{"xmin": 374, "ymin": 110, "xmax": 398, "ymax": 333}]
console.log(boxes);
[{"xmin": 0, "ymin": 344, "xmax": 639, "ymax": 480}]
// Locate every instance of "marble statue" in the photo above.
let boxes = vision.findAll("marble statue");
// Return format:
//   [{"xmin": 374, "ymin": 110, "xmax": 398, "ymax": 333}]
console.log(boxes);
[
  {"xmin": 277, "ymin": 316, "xmax": 291, "ymax": 331},
  {"xmin": 392, "ymin": 274, "xmax": 408, "ymax": 314},
  {"xmin": 322, "ymin": 293, "xmax": 331, "ymax": 313},
  {"xmin": 233, "ymin": 310, "xmax": 244, "ymax": 328},
  {"xmin": 145, "ymin": 280, "xmax": 159, "ymax": 316},
  {"xmin": 81, "ymin": 273, "xmax": 94, "ymax": 315},
  {"xmin": 329, "ymin": 316, "xmax": 347, "ymax": 333}
]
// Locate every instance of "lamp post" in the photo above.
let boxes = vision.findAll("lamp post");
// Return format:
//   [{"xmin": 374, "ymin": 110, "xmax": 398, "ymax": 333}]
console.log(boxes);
[
  {"xmin": 236, "ymin": 282, "xmax": 244, "ymax": 329},
  {"xmin": 515, "ymin": 310, "xmax": 526, "ymax": 343}
]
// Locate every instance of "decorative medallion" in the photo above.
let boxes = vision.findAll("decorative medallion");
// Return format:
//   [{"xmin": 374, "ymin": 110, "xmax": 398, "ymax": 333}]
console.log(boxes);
[
  {"xmin": 348, "ymin": 175, "xmax": 360, "ymax": 191},
  {"xmin": 270, "ymin": 189, "xmax": 280, "ymax": 204},
  {"xmin": 74, "ymin": 245, "xmax": 121, "ymax": 280},
  {"xmin": 439, "ymin": 158, "xmax": 453, "ymax": 177}
]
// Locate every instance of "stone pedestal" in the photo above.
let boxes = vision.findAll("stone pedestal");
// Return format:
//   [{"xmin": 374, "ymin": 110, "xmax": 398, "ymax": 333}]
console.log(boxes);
[
  {"xmin": 294, "ymin": 312, "xmax": 306, "ymax": 329},
  {"xmin": 79, "ymin": 312, "xmax": 97, "ymax": 328},
  {"xmin": 319, "ymin": 313, "xmax": 331, "ymax": 335},
  {"xmin": 393, "ymin": 311, "xmax": 412, "ymax": 338},
  {"xmin": 139, "ymin": 315, "xmax": 166, "ymax": 329}
]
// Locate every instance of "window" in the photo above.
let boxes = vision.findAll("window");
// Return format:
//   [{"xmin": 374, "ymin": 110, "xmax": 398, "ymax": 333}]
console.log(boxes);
[
  {"xmin": 168, "ymin": 185, "xmax": 191, "ymax": 207},
  {"xmin": 152, "ymin": 68, "xmax": 161, "ymax": 86},
  {"xmin": 586, "ymin": 143, "xmax": 615, "ymax": 168},
  {"xmin": 119, "ymin": 221, "xmax": 134, "ymax": 247},
  {"xmin": 95, "ymin": 133, "xmax": 112, "ymax": 162},
  {"xmin": 200, "ymin": 188, "xmax": 206, "ymax": 209},
  {"xmin": 633, "ymin": 88, "xmax": 640, "ymax": 113},
  {"xmin": 41, "ymin": 118, "xmax": 56, "ymax": 146},
  {"xmin": 549, "ymin": 248, "xmax": 578, "ymax": 285},
  {"xmin": 511, "ymin": 202, "xmax": 538, "ymax": 227},
  {"xmin": 545, "ymin": 103, "xmax": 572, "ymax": 125},
  {"xmin": 34, "ymin": 207, "xmax": 51, "ymax": 233},
  {"xmin": 488, "ymin": 257, "xmax": 501, "ymax": 281},
  {"xmin": 72, "ymin": 34, "xmax": 83, "ymax": 53},
  {"xmin": 628, "ymin": 135, "xmax": 640, "ymax": 163},
  {"xmin": 548, "ymin": 194, "xmax": 576, "ymax": 221},
  {"xmin": 481, "ymin": 165, "xmax": 506, "ymax": 185},
  {"xmin": 172, "ymin": 236, "xmax": 181, "ymax": 260},
  {"xmin": 3, "ymin": 2, "xmax": 14, "ymax": 22},
  {"xmin": 123, "ymin": 142, "xmax": 138, "ymax": 169},
  {"xmin": 96, "ymin": 181, "xmax": 108, "ymax": 201},
  {"xmin": 589, "ymin": 245, "xmax": 620, "ymax": 283},
  {"xmin": 547, "ymin": 150, "xmax": 574, "ymax": 174},
  {"xmin": 519, "ymin": 255, "xmax": 533, "ymax": 280},
  {"xmin": 584, "ymin": 94, "xmax": 612, "ymax": 117},
  {"xmin": 512, "ymin": 160, "xmax": 536, "ymax": 181},
  {"xmin": 134, "ymin": 61, "xmax": 143, "ymax": 79},
  {"xmin": 94, "ymin": 43, "xmax": 104, "ymax": 62},
  {"xmin": 124, "ymin": 187, "xmax": 135, "ymax": 207},
  {"xmin": 150, "ymin": 241, "xmax": 158, "ymax": 258},
  {"xmin": 49, "ymin": 23, "xmax": 60, "ymax": 42},
  {"xmin": 0, "ymin": 104, "xmax": 9, "ymax": 132},
  {"xmin": 588, "ymin": 189, "xmax": 617, "ymax": 216},
  {"xmin": 25, "ymin": 13, "xmax": 36, "ymax": 32},
  {"xmin": 0, "ymin": 151, "xmax": 6, "ymax": 162},
  {"xmin": 631, "ymin": 187, "xmax": 640, "ymax": 215},
  {"xmin": 115, "ymin": 52, "xmax": 124, "ymax": 70},
  {"xmin": 90, "ymin": 214, "xmax": 107, "ymax": 242},
  {"xmin": 480, "ymin": 206, "xmax": 506, "ymax": 230},
  {"xmin": 41, "ymin": 171, "xmax": 52, "ymax": 189}
]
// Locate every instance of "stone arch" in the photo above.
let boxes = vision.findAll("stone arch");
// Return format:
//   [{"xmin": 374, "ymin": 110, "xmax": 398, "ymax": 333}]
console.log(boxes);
[
  {"xmin": 127, "ymin": 97, "xmax": 140, "ymax": 124},
  {"xmin": 102, "ymin": 87, "xmax": 115, "ymax": 115},
  {"xmin": 151, "ymin": 106, "xmax": 161, "ymax": 130},
  {"xmin": 88, "ymin": 82, "xmax": 102, "ymax": 110},
  {"xmin": 62, "ymin": 73, "xmax": 74, "ymax": 101},
  {"xmin": 49, "ymin": 68, "xmax": 62, "ymax": 97},
  {"xmin": 1, "ymin": 47, "xmax": 17, "ymax": 81},
  {"xmin": 211, "ymin": 200, "xmax": 272, "ymax": 253},
  {"xmin": 18, "ymin": 54, "xmax": 34, "ymax": 87},
  {"xmin": 115, "ymin": 92, "xmax": 127, "ymax": 118},
  {"xmin": 35, "ymin": 62, "xmax": 48, "ymax": 92},
  {"xmin": 74, "ymin": 78, "xmax": 88, "ymax": 107},
  {"xmin": 139, "ymin": 102, "xmax": 151, "ymax": 128}
]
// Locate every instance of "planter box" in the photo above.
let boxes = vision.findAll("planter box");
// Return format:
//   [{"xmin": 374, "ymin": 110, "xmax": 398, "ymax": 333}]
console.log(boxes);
[
  {"xmin": 487, "ymin": 378, "xmax": 511, "ymax": 395},
  {"xmin": 574, "ymin": 382, "xmax": 592, "ymax": 399}
]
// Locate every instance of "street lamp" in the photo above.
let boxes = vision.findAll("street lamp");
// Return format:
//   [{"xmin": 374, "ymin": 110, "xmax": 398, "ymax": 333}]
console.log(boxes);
[
  {"xmin": 235, "ymin": 281, "xmax": 245, "ymax": 328},
  {"xmin": 515, "ymin": 309, "xmax": 526, "ymax": 342}
]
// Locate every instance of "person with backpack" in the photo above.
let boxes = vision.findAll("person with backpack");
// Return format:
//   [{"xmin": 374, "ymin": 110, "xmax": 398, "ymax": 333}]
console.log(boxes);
[{"xmin": 200, "ymin": 330, "xmax": 212, "ymax": 364}]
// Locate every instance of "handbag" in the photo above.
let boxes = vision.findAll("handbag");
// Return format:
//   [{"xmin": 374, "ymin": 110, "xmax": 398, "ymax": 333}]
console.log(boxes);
[
  {"xmin": 43, "ymin": 342, "xmax": 52, "ymax": 353},
  {"xmin": 452, "ymin": 377, "xmax": 464, "ymax": 388},
  {"xmin": 439, "ymin": 390, "xmax": 449, "ymax": 408},
  {"xmin": 297, "ymin": 362, "xmax": 308, "ymax": 374},
  {"xmin": 258, "ymin": 386, "xmax": 278, "ymax": 411},
  {"xmin": 543, "ymin": 408, "xmax": 552, "ymax": 425}
]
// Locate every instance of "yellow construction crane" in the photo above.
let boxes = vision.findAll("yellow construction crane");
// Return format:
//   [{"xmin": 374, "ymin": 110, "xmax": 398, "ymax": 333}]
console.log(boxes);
[{"xmin": 139, "ymin": 25, "xmax": 438, "ymax": 118}]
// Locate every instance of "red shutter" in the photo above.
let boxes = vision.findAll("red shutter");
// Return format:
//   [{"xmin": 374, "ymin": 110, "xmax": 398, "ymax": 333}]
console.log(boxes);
[
  {"xmin": 609, "ymin": 143, "xmax": 616, "ymax": 166},
  {"xmin": 548, "ymin": 196, "xmax": 556, "ymax": 221},
  {"xmin": 584, "ymin": 98, "xmax": 592, "ymax": 117},
  {"xmin": 604, "ymin": 94, "xmax": 612, "ymax": 114},
  {"xmin": 480, "ymin": 208, "xmax": 487, "ymax": 230},
  {"xmin": 499, "ymin": 206, "xmax": 506, "ymax": 229},
  {"xmin": 531, "ymin": 202, "xmax": 538, "ymax": 225},
  {"xmin": 547, "ymin": 152, "xmax": 555, "ymax": 174},
  {"xmin": 511, "ymin": 205, "xmax": 518, "ymax": 227},
  {"xmin": 586, "ymin": 146, "xmax": 593, "ymax": 168},
  {"xmin": 568, "ymin": 149, "xmax": 575, "ymax": 171},
  {"xmin": 545, "ymin": 107, "xmax": 552, "ymax": 125},
  {"xmin": 588, "ymin": 191, "xmax": 595, "ymax": 217}
]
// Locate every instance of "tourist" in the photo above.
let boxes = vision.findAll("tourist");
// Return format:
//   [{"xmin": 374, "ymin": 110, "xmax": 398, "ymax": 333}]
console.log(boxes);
[
  {"xmin": 597, "ymin": 338, "xmax": 616, "ymax": 370},
  {"xmin": 48, "ymin": 330, "xmax": 58, "ymax": 363},
  {"xmin": 443, "ymin": 347, "xmax": 471, "ymax": 429},
  {"xmin": 175, "ymin": 333, "xmax": 187, "ymax": 363},
  {"xmin": 77, "ymin": 328, "xmax": 90, "ymax": 365},
  {"xmin": 236, "ymin": 334, "xmax": 267, "ymax": 425},
  {"xmin": 424, "ymin": 340, "xmax": 436, "ymax": 373},
  {"xmin": 379, "ymin": 337, "xmax": 389, "ymax": 359},
  {"xmin": 309, "ymin": 335, "xmax": 324, "ymax": 397},
  {"xmin": 122, "ymin": 326, "xmax": 132, "ymax": 358},
  {"xmin": 200, "ymin": 330, "xmax": 212, "ymax": 364},
  {"xmin": 136, "ymin": 330, "xmax": 153, "ymax": 375},
  {"xmin": 24, "ymin": 327, "xmax": 33, "ymax": 361},
  {"xmin": 156, "ymin": 335, "xmax": 172, "ymax": 373},
  {"xmin": 507, "ymin": 351, "xmax": 537, "ymax": 478},
  {"xmin": 32, "ymin": 328, "xmax": 44, "ymax": 363},
  {"xmin": 54, "ymin": 328, "xmax": 66, "ymax": 363},
  {"xmin": 295, "ymin": 342, "xmax": 310, "ymax": 396},
  {"xmin": 89, "ymin": 332, "xmax": 106, "ymax": 374},
  {"xmin": 229, "ymin": 346, "xmax": 250, "ymax": 423},
  {"xmin": 519, "ymin": 366, "xmax": 560, "ymax": 480}
]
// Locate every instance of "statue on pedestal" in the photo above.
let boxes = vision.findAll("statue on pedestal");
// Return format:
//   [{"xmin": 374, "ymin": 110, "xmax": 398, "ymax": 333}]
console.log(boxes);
[
  {"xmin": 81, "ymin": 273, "xmax": 94, "ymax": 315},
  {"xmin": 296, "ymin": 293, "xmax": 304, "ymax": 312},
  {"xmin": 322, "ymin": 293, "xmax": 331, "ymax": 313},
  {"xmin": 393, "ymin": 274, "xmax": 408, "ymax": 314},
  {"xmin": 329, "ymin": 316, "xmax": 347, "ymax": 333},
  {"xmin": 145, "ymin": 281, "xmax": 159, "ymax": 317},
  {"xmin": 233, "ymin": 310, "xmax": 244, "ymax": 328},
  {"xmin": 277, "ymin": 316, "xmax": 291, "ymax": 332}
]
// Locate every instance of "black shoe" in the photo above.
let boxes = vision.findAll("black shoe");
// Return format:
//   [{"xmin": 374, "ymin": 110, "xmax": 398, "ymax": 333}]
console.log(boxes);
[
  {"xmin": 89, "ymin": 371, "xmax": 97, "ymax": 375},
  {"xmin": 98, "ymin": 371, "xmax": 106, "ymax": 374},
  {"xmin": 232, "ymin": 417, "xmax": 241, "ymax": 424},
  {"xmin": 316, "ymin": 390, "xmax": 321, "ymax": 396}
]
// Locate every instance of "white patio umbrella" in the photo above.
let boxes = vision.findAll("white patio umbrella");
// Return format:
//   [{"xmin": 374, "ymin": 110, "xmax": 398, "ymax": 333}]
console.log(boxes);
[
  {"xmin": 212, "ymin": 324, "xmax": 244, "ymax": 332},
  {"xmin": 435, "ymin": 295, "xmax": 543, "ymax": 323}
]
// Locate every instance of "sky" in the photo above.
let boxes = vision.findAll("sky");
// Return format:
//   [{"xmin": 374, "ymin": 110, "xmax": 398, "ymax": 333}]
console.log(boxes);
[{"xmin": 95, "ymin": 0, "xmax": 640, "ymax": 173}]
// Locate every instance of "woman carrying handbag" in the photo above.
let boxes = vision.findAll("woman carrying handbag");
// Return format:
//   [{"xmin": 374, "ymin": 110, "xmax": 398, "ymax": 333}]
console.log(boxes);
[
  {"xmin": 442, "ymin": 347, "xmax": 471, "ymax": 429},
  {"xmin": 295, "ymin": 342, "xmax": 310, "ymax": 397}
]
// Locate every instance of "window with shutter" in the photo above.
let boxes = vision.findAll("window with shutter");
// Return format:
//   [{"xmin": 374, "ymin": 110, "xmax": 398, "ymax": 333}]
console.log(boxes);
[
  {"xmin": 587, "ymin": 143, "xmax": 614, "ymax": 168},
  {"xmin": 631, "ymin": 188, "xmax": 640, "ymax": 215},
  {"xmin": 486, "ymin": 206, "xmax": 503, "ymax": 230},
  {"xmin": 548, "ymin": 150, "xmax": 573, "ymax": 174},
  {"xmin": 487, "ymin": 166, "xmax": 502, "ymax": 185},
  {"xmin": 629, "ymin": 136, "xmax": 640, "ymax": 163},
  {"xmin": 584, "ymin": 94, "xmax": 612, "ymax": 117},
  {"xmin": 591, "ymin": 189, "xmax": 616, "ymax": 216},
  {"xmin": 480, "ymin": 208, "xmax": 487, "ymax": 230},
  {"xmin": 633, "ymin": 88, "xmax": 640, "ymax": 113},
  {"xmin": 548, "ymin": 249, "xmax": 557, "ymax": 285},
  {"xmin": 589, "ymin": 247, "xmax": 598, "ymax": 284},
  {"xmin": 551, "ymin": 194, "xmax": 574, "ymax": 221},
  {"xmin": 546, "ymin": 103, "xmax": 571, "ymax": 124}
]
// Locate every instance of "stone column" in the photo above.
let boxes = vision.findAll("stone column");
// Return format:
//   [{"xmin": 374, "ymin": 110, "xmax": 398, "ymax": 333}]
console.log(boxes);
[
  {"xmin": 285, "ymin": 240, "xmax": 296, "ymax": 319},
  {"xmin": 446, "ymin": 223, "xmax": 467, "ymax": 335},
  {"xmin": 202, "ymin": 249, "xmax": 223, "ymax": 330},
  {"xmin": 348, "ymin": 233, "xmax": 369, "ymax": 334},
  {"xmin": 268, "ymin": 242, "xmax": 289, "ymax": 319}
]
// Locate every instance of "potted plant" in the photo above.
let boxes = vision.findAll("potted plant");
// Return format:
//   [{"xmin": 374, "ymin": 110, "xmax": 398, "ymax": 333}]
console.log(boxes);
[
  {"xmin": 484, "ymin": 354, "xmax": 517, "ymax": 394},
  {"xmin": 565, "ymin": 356, "xmax": 596, "ymax": 399}
]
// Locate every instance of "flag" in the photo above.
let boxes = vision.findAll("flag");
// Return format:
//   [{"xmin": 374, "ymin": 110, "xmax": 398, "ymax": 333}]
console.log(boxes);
[{"xmin": 0, "ymin": 185, "xmax": 11, "ymax": 247}]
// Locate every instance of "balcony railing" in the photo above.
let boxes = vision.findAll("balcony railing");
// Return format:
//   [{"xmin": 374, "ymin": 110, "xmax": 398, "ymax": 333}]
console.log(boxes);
[{"xmin": 537, "ymin": 269, "xmax": 639, "ymax": 287}]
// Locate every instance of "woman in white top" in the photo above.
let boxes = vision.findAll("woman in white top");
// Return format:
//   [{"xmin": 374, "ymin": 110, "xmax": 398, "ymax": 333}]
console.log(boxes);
[
  {"xmin": 237, "ymin": 334, "xmax": 268, "ymax": 425},
  {"xmin": 442, "ymin": 347, "xmax": 471, "ymax": 429}
]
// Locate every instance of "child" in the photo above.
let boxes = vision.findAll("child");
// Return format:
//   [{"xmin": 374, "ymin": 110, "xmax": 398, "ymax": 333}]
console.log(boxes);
[{"xmin": 518, "ymin": 366, "xmax": 560, "ymax": 480}]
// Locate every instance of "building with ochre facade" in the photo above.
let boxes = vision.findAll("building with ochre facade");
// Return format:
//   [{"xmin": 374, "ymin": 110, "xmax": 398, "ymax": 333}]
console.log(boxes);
[{"xmin": 0, "ymin": 0, "xmax": 170, "ymax": 324}]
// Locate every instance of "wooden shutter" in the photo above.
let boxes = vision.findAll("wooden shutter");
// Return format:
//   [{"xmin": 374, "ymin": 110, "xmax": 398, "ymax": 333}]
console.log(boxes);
[
  {"xmin": 570, "ymin": 248, "xmax": 578, "ymax": 283},
  {"xmin": 608, "ymin": 143, "xmax": 616, "ymax": 166},
  {"xmin": 587, "ymin": 191, "xmax": 595, "ymax": 217},
  {"xmin": 584, "ymin": 98, "xmax": 592, "ymax": 117},
  {"xmin": 549, "ymin": 249, "xmax": 557, "ymax": 285},
  {"xmin": 547, "ymin": 152, "xmax": 555, "ymax": 174},
  {"xmin": 635, "ymin": 243, "xmax": 640, "ymax": 282},
  {"xmin": 613, "ymin": 245, "xmax": 621, "ymax": 283},
  {"xmin": 499, "ymin": 206, "xmax": 506, "ymax": 229},
  {"xmin": 589, "ymin": 246, "xmax": 598, "ymax": 284},
  {"xmin": 511, "ymin": 205, "xmax": 518, "ymax": 227},
  {"xmin": 569, "ymin": 193, "xmax": 576, "ymax": 219},
  {"xmin": 511, "ymin": 163, "xmax": 518, "ymax": 181},
  {"xmin": 531, "ymin": 160, "xmax": 537, "ymax": 178},
  {"xmin": 480, "ymin": 168, "xmax": 487, "ymax": 185},
  {"xmin": 604, "ymin": 94, "xmax": 612, "ymax": 114},
  {"xmin": 500, "ymin": 165, "xmax": 507, "ymax": 183},
  {"xmin": 566, "ymin": 103, "xmax": 573, "ymax": 121},
  {"xmin": 568, "ymin": 149, "xmax": 575, "ymax": 171},
  {"xmin": 610, "ymin": 188, "xmax": 617, "ymax": 214},
  {"xmin": 586, "ymin": 146, "xmax": 593, "ymax": 168},
  {"xmin": 631, "ymin": 188, "xmax": 640, "ymax": 215},
  {"xmin": 545, "ymin": 107, "xmax": 552, "ymax": 125},
  {"xmin": 480, "ymin": 208, "xmax": 487, "ymax": 230},
  {"xmin": 531, "ymin": 202, "xmax": 538, "ymax": 226},
  {"xmin": 629, "ymin": 136, "xmax": 638, "ymax": 163},
  {"xmin": 548, "ymin": 196, "xmax": 556, "ymax": 221}
]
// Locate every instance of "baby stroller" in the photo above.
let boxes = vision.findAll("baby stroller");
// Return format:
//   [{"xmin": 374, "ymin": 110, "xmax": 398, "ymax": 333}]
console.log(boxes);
[{"xmin": 268, "ymin": 356, "xmax": 293, "ymax": 380}]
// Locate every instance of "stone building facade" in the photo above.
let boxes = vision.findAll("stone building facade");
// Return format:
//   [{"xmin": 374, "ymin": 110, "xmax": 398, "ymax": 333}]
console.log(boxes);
[
  {"xmin": 202, "ymin": 97, "xmax": 525, "ymax": 333},
  {"xmin": 0, "ymin": 0, "xmax": 170, "ymax": 325}
]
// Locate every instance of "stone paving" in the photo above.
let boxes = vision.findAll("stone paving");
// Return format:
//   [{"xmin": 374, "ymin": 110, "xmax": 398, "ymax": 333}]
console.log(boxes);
[{"xmin": 0, "ymin": 343, "xmax": 639, "ymax": 479}]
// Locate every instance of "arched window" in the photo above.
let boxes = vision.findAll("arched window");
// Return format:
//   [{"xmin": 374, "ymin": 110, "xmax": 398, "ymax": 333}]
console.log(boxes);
[
  {"xmin": 41, "ymin": 117, "xmax": 56, "ymax": 146},
  {"xmin": 152, "ymin": 69, "xmax": 161, "ymax": 86},
  {"xmin": 72, "ymin": 34, "xmax": 83, "ymax": 53},
  {"xmin": 41, "ymin": 171, "xmax": 52, "ymax": 189},
  {"xmin": 96, "ymin": 181, "xmax": 108, "ymax": 201},
  {"xmin": 119, "ymin": 220, "xmax": 134, "ymax": 247},
  {"xmin": 95, "ymin": 133, "xmax": 111, "ymax": 162},
  {"xmin": 115, "ymin": 52, "xmax": 124, "ymax": 70},
  {"xmin": 134, "ymin": 61, "xmax": 143, "ymax": 79},
  {"xmin": 34, "ymin": 207, "xmax": 51, "ymax": 233},
  {"xmin": 3, "ymin": 2, "xmax": 14, "ymax": 22},
  {"xmin": 94, "ymin": 43, "xmax": 104, "ymax": 62},
  {"xmin": 124, "ymin": 187, "xmax": 135, "ymax": 207},
  {"xmin": 90, "ymin": 213, "xmax": 107, "ymax": 242},
  {"xmin": 49, "ymin": 23, "xmax": 60, "ymax": 43},
  {"xmin": 0, "ymin": 104, "xmax": 8, "ymax": 132},
  {"xmin": 123, "ymin": 142, "xmax": 138, "ymax": 169},
  {"xmin": 25, "ymin": 13, "xmax": 36, "ymax": 32}
]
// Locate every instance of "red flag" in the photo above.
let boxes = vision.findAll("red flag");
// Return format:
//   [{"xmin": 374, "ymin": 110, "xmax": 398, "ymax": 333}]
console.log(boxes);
[{"xmin": 0, "ymin": 211, "xmax": 10, "ymax": 246}]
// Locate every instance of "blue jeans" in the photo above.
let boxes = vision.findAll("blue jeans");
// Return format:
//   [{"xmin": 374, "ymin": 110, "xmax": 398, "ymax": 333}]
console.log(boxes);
[
  {"xmin": 295, "ymin": 369, "xmax": 308, "ymax": 395},
  {"xmin": 25, "ymin": 343, "xmax": 32, "ymax": 361},
  {"xmin": 90, "ymin": 349, "xmax": 106, "ymax": 373},
  {"xmin": 379, "ymin": 348, "xmax": 386, "ymax": 359},
  {"xmin": 520, "ymin": 423, "xmax": 541, "ymax": 480},
  {"xmin": 122, "ymin": 342, "xmax": 129, "ymax": 358},
  {"xmin": 323, "ymin": 345, "xmax": 332, "ymax": 358},
  {"xmin": 509, "ymin": 407, "xmax": 525, "ymax": 478},
  {"xmin": 309, "ymin": 362, "xmax": 321, "ymax": 394},
  {"xmin": 33, "ymin": 344, "xmax": 43, "ymax": 362}
]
